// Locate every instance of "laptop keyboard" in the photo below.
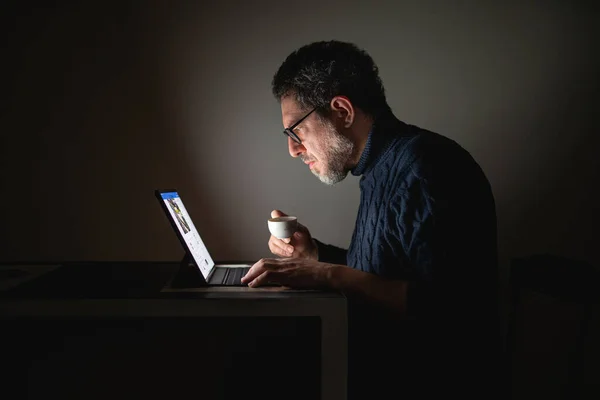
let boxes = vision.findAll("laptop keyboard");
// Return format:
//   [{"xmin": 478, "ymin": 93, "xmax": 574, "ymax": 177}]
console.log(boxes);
[{"xmin": 222, "ymin": 267, "xmax": 250, "ymax": 285}]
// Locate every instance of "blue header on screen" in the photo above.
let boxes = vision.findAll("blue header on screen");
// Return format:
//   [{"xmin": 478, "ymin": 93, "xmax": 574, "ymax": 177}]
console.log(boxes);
[{"xmin": 160, "ymin": 192, "xmax": 179, "ymax": 200}]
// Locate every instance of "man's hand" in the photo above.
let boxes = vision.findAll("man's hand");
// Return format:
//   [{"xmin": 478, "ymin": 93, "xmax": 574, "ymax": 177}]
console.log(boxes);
[
  {"xmin": 241, "ymin": 257, "xmax": 332, "ymax": 289},
  {"xmin": 268, "ymin": 210, "xmax": 318, "ymax": 260},
  {"xmin": 242, "ymin": 255, "xmax": 409, "ymax": 315}
]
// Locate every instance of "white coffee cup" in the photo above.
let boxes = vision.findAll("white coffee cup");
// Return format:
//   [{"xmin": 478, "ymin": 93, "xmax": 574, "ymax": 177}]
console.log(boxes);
[{"xmin": 268, "ymin": 216, "xmax": 298, "ymax": 239}]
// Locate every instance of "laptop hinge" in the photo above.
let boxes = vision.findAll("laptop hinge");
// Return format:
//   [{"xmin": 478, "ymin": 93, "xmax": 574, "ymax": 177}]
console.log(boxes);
[{"xmin": 168, "ymin": 253, "xmax": 208, "ymax": 288}]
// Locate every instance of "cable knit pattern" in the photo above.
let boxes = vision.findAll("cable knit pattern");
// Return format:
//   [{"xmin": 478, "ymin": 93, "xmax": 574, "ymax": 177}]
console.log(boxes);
[{"xmin": 317, "ymin": 111, "xmax": 498, "ymax": 311}]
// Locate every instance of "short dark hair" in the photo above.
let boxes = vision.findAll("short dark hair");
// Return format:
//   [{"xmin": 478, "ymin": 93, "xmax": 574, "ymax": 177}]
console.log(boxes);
[{"xmin": 272, "ymin": 40, "xmax": 390, "ymax": 118}]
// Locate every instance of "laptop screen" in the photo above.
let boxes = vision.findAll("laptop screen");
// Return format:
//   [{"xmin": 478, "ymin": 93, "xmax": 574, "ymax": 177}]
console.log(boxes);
[{"xmin": 159, "ymin": 191, "xmax": 215, "ymax": 279}]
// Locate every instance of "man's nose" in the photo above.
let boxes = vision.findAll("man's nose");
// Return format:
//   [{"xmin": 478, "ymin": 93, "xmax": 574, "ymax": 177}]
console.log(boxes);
[{"xmin": 288, "ymin": 136, "xmax": 305, "ymax": 158}]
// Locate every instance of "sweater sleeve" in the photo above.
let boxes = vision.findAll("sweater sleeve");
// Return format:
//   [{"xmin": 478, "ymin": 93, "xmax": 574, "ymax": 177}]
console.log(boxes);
[
  {"xmin": 313, "ymin": 239, "xmax": 348, "ymax": 265},
  {"xmin": 393, "ymin": 172, "xmax": 500, "ymax": 374},
  {"xmin": 393, "ymin": 176, "xmax": 487, "ymax": 325},
  {"xmin": 390, "ymin": 175, "xmax": 451, "ymax": 320}
]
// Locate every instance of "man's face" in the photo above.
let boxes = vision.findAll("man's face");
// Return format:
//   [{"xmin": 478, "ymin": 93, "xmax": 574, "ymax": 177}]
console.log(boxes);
[{"xmin": 280, "ymin": 97, "xmax": 354, "ymax": 185}]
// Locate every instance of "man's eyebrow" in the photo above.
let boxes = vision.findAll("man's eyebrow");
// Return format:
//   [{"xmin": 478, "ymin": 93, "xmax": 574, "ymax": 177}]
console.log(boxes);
[{"xmin": 284, "ymin": 113, "xmax": 303, "ymax": 128}]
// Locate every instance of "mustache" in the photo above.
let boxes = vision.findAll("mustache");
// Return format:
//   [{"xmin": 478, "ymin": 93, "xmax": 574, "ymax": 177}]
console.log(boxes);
[{"xmin": 301, "ymin": 155, "xmax": 316, "ymax": 163}]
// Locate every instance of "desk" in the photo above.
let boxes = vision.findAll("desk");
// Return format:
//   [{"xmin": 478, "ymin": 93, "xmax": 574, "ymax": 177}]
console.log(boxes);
[{"xmin": 0, "ymin": 262, "xmax": 347, "ymax": 400}]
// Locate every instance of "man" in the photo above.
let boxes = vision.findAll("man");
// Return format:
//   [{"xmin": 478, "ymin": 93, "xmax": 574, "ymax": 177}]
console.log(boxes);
[{"xmin": 242, "ymin": 41, "xmax": 501, "ymax": 399}]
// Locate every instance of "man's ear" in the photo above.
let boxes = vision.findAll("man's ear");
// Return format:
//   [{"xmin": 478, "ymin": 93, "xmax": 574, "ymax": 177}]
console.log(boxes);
[{"xmin": 330, "ymin": 96, "xmax": 355, "ymax": 128}]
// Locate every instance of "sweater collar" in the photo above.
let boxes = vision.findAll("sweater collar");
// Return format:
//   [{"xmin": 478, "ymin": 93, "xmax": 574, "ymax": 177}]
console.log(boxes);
[{"xmin": 351, "ymin": 111, "xmax": 405, "ymax": 176}]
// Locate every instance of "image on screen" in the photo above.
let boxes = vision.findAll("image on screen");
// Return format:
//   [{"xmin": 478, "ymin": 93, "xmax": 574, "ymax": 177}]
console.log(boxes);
[{"xmin": 160, "ymin": 191, "xmax": 214, "ymax": 279}]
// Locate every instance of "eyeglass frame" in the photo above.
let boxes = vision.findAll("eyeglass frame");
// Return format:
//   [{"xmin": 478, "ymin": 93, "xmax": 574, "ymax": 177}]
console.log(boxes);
[{"xmin": 282, "ymin": 106, "xmax": 318, "ymax": 145}]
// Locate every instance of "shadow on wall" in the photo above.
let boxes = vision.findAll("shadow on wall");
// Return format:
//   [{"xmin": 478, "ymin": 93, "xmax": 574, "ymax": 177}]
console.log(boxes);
[
  {"xmin": 0, "ymin": 2, "xmax": 230, "ymax": 262},
  {"xmin": 501, "ymin": 69, "xmax": 599, "ymax": 266},
  {"xmin": 495, "ymin": 50, "xmax": 599, "ymax": 339}
]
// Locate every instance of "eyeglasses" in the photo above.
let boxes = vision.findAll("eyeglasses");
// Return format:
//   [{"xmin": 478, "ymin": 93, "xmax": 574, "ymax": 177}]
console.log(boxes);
[{"xmin": 283, "ymin": 107, "xmax": 317, "ymax": 145}]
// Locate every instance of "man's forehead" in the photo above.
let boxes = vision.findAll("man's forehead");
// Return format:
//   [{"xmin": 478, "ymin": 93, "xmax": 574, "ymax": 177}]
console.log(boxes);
[{"xmin": 281, "ymin": 97, "xmax": 307, "ymax": 124}]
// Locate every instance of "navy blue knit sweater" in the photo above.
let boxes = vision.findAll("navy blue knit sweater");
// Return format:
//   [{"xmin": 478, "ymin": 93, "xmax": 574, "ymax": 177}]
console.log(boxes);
[
  {"xmin": 314, "ymin": 111, "xmax": 499, "ymax": 398},
  {"xmin": 316, "ymin": 110, "xmax": 497, "ymax": 303}
]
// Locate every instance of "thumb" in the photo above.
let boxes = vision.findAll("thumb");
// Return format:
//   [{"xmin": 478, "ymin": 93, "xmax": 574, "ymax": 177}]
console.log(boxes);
[{"xmin": 271, "ymin": 209, "xmax": 288, "ymax": 218}]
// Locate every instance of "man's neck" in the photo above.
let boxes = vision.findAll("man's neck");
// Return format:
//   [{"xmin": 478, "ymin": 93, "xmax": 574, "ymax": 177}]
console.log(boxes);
[{"xmin": 348, "ymin": 112, "xmax": 375, "ymax": 168}]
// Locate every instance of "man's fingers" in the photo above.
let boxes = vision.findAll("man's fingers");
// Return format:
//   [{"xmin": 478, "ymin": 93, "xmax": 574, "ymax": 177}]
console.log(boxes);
[
  {"xmin": 298, "ymin": 223, "xmax": 308, "ymax": 232},
  {"xmin": 241, "ymin": 258, "xmax": 281, "ymax": 284},
  {"xmin": 269, "ymin": 239, "xmax": 292, "ymax": 256},
  {"xmin": 247, "ymin": 271, "xmax": 271, "ymax": 287},
  {"xmin": 241, "ymin": 259, "xmax": 265, "ymax": 284},
  {"xmin": 269, "ymin": 236, "xmax": 294, "ymax": 256},
  {"xmin": 271, "ymin": 209, "xmax": 288, "ymax": 218},
  {"xmin": 248, "ymin": 270, "xmax": 287, "ymax": 287}
]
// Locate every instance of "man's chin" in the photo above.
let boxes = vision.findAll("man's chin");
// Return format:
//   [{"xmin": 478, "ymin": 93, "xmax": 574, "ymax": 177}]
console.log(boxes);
[
  {"xmin": 310, "ymin": 168, "xmax": 322, "ymax": 180},
  {"xmin": 312, "ymin": 168, "xmax": 348, "ymax": 186}
]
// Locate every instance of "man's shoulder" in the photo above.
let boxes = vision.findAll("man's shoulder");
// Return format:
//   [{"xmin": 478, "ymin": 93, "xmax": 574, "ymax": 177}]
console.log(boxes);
[
  {"xmin": 392, "ymin": 124, "xmax": 483, "ymax": 181},
  {"xmin": 379, "ymin": 121, "xmax": 493, "ymax": 204}
]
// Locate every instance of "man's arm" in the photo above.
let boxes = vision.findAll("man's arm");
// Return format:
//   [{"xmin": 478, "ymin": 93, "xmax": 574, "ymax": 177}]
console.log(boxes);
[
  {"xmin": 242, "ymin": 257, "xmax": 407, "ymax": 315},
  {"xmin": 314, "ymin": 239, "xmax": 348, "ymax": 265},
  {"xmin": 325, "ymin": 264, "xmax": 409, "ymax": 315}
]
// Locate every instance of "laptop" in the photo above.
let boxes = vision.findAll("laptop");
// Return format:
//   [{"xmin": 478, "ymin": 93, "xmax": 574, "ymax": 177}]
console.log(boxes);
[{"xmin": 155, "ymin": 189, "xmax": 253, "ymax": 287}]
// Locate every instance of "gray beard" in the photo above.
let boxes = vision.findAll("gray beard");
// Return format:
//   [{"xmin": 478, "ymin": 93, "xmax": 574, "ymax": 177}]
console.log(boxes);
[{"xmin": 313, "ymin": 129, "xmax": 354, "ymax": 186}]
